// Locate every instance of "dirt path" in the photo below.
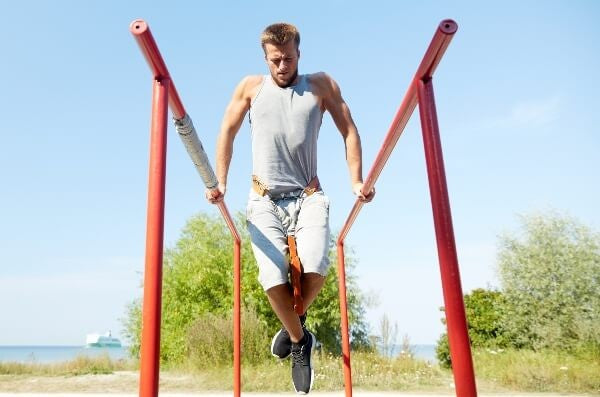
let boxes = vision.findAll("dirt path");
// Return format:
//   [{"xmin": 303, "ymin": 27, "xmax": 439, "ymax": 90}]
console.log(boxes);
[
  {"xmin": 0, "ymin": 393, "xmax": 592, "ymax": 397},
  {"xmin": 0, "ymin": 372, "xmax": 591, "ymax": 396}
]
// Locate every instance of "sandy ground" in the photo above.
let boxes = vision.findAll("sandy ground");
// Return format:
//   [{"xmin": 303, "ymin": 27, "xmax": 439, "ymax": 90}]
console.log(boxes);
[
  {"xmin": 0, "ymin": 393, "xmax": 592, "ymax": 397},
  {"xmin": 0, "ymin": 372, "xmax": 591, "ymax": 396}
]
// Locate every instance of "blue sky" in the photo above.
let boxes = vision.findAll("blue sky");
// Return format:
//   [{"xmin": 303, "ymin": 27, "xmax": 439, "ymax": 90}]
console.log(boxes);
[{"xmin": 0, "ymin": 1, "xmax": 598, "ymax": 346}]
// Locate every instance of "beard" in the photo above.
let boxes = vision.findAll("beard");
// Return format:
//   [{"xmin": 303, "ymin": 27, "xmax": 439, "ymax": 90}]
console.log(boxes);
[{"xmin": 274, "ymin": 69, "xmax": 298, "ymax": 88}]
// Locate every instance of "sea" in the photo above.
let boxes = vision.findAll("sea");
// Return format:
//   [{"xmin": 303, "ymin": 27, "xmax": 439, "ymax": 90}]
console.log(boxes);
[
  {"xmin": 0, "ymin": 346, "xmax": 130, "ymax": 363},
  {"xmin": 0, "ymin": 344, "xmax": 437, "ymax": 363},
  {"xmin": 383, "ymin": 344, "xmax": 437, "ymax": 362}
]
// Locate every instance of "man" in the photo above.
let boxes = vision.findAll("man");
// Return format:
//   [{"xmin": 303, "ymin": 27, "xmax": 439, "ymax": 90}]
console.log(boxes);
[{"xmin": 205, "ymin": 22, "xmax": 375, "ymax": 394}]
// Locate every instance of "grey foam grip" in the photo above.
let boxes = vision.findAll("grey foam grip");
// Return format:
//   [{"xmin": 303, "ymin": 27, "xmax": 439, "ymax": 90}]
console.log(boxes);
[{"xmin": 173, "ymin": 114, "xmax": 219, "ymax": 189}]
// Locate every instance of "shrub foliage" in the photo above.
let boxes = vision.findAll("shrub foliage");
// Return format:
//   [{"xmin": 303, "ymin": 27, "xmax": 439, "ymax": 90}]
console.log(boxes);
[
  {"xmin": 122, "ymin": 212, "xmax": 372, "ymax": 364},
  {"xmin": 436, "ymin": 211, "xmax": 600, "ymax": 367},
  {"xmin": 435, "ymin": 288, "xmax": 507, "ymax": 367},
  {"xmin": 498, "ymin": 211, "xmax": 600, "ymax": 351}
]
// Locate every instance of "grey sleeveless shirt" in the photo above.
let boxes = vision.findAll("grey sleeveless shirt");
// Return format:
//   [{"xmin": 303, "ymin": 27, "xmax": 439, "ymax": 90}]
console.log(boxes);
[{"xmin": 249, "ymin": 74, "xmax": 324, "ymax": 195}]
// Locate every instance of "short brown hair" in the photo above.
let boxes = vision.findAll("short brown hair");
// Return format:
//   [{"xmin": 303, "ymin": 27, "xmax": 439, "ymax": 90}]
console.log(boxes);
[{"xmin": 260, "ymin": 23, "xmax": 300, "ymax": 51}]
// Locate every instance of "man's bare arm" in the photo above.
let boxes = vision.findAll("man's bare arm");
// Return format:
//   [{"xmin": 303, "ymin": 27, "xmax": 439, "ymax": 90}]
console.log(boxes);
[
  {"xmin": 207, "ymin": 76, "xmax": 261, "ymax": 203},
  {"xmin": 316, "ymin": 73, "xmax": 375, "ymax": 202}
]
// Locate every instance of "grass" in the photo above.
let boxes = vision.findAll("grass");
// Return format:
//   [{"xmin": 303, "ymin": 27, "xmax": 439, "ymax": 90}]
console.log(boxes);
[
  {"xmin": 472, "ymin": 347, "xmax": 600, "ymax": 393},
  {"xmin": 174, "ymin": 350, "xmax": 451, "ymax": 392},
  {"xmin": 0, "ymin": 353, "xmax": 135, "ymax": 376},
  {"xmin": 1, "ymin": 348, "xmax": 599, "ymax": 393}
]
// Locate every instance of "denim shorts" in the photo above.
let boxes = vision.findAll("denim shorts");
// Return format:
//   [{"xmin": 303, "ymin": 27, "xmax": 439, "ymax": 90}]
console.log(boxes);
[{"xmin": 246, "ymin": 189, "xmax": 331, "ymax": 291}]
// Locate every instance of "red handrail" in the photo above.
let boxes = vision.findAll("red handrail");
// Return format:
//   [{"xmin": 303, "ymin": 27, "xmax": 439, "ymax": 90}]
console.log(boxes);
[
  {"xmin": 130, "ymin": 20, "xmax": 186, "ymax": 119},
  {"xmin": 337, "ymin": 19, "xmax": 458, "ymax": 244},
  {"xmin": 130, "ymin": 19, "xmax": 242, "ymax": 397},
  {"xmin": 336, "ymin": 19, "xmax": 477, "ymax": 397}
]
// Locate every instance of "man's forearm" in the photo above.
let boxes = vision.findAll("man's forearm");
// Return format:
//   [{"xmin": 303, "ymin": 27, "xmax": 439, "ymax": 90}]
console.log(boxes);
[
  {"xmin": 344, "ymin": 130, "xmax": 364, "ymax": 184},
  {"xmin": 216, "ymin": 130, "xmax": 234, "ymax": 186}
]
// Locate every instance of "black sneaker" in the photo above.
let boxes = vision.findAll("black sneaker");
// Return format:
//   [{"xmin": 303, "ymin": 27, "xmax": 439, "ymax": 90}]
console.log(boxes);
[
  {"xmin": 271, "ymin": 327, "xmax": 292, "ymax": 359},
  {"xmin": 291, "ymin": 330, "xmax": 315, "ymax": 394},
  {"xmin": 271, "ymin": 313, "xmax": 307, "ymax": 359}
]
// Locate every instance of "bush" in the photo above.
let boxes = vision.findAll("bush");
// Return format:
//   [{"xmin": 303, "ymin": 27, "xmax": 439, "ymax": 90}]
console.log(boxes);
[
  {"xmin": 435, "ymin": 333, "xmax": 451, "ymax": 368},
  {"xmin": 122, "ymin": 211, "xmax": 373, "ymax": 364},
  {"xmin": 498, "ymin": 211, "xmax": 600, "ymax": 351},
  {"xmin": 436, "ymin": 211, "xmax": 600, "ymax": 368},
  {"xmin": 436, "ymin": 288, "xmax": 507, "ymax": 368},
  {"xmin": 464, "ymin": 288, "xmax": 508, "ymax": 347},
  {"xmin": 187, "ymin": 307, "xmax": 271, "ymax": 368}
]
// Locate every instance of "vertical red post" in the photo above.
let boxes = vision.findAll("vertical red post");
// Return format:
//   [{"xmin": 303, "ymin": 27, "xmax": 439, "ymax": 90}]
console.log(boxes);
[
  {"xmin": 417, "ymin": 78, "xmax": 477, "ymax": 397},
  {"xmin": 233, "ymin": 240, "xmax": 241, "ymax": 397},
  {"xmin": 139, "ymin": 77, "xmax": 170, "ymax": 397},
  {"xmin": 217, "ymin": 202, "xmax": 242, "ymax": 397},
  {"xmin": 336, "ymin": 243, "xmax": 353, "ymax": 397}
]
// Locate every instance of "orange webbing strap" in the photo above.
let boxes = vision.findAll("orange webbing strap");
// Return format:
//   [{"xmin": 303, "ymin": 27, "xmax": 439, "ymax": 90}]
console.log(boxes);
[{"xmin": 287, "ymin": 235, "xmax": 304, "ymax": 315}]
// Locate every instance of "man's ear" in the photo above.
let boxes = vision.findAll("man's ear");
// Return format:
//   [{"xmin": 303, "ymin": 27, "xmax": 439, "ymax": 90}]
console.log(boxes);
[{"xmin": 297, "ymin": 49, "xmax": 301, "ymax": 59}]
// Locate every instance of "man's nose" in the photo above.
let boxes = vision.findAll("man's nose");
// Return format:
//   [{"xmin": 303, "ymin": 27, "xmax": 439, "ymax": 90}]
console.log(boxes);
[{"xmin": 278, "ymin": 61, "xmax": 289, "ymax": 72}]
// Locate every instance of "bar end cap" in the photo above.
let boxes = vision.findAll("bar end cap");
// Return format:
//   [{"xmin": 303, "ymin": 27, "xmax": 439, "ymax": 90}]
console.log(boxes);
[
  {"xmin": 439, "ymin": 19, "xmax": 458, "ymax": 35},
  {"xmin": 130, "ymin": 19, "xmax": 149, "ymax": 34}
]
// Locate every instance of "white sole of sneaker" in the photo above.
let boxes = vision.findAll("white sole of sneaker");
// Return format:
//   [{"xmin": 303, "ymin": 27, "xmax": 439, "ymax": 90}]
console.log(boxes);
[
  {"xmin": 271, "ymin": 329, "xmax": 291, "ymax": 359},
  {"xmin": 292, "ymin": 332, "xmax": 316, "ymax": 395}
]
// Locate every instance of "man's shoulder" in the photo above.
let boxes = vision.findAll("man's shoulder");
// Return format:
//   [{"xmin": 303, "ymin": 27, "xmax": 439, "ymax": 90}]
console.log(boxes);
[
  {"xmin": 234, "ymin": 75, "xmax": 264, "ymax": 100},
  {"xmin": 307, "ymin": 72, "xmax": 338, "ymax": 96},
  {"xmin": 306, "ymin": 72, "xmax": 331, "ymax": 85},
  {"xmin": 241, "ymin": 74, "xmax": 265, "ymax": 86}
]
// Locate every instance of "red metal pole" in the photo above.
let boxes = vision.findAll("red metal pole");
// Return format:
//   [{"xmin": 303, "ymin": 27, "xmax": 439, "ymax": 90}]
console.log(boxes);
[
  {"xmin": 217, "ymin": 202, "xmax": 242, "ymax": 397},
  {"xmin": 139, "ymin": 77, "xmax": 170, "ymax": 397},
  {"xmin": 131, "ymin": 20, "xmax": 243, "ymax": 396},
  {"xmin": 233, "ymin": 239, "xmax": 241, "ymax": 397},
  {"xmin": 417, "ymin": 78, "xmax": 477, "ymax": 397},
  {"xmin": 415, "ymin": 20, "xmax": 458, "ymax": 81},
  {"xmin": 335, "ymin": 21, "xmax": 459, "ymax": 397},
  {"xmin": 360, "ymin": 19, "xmax": 457, "ymax": 200},
  {"xmin": 336, "ymin": 243, "xmax": 353, "ymax": 397},
  {"xmin": 337, "ymin": 20, "xmax": 458, "ymax": 242},
  {"xmin": 130, "ymin": 20, "xmax": 186, "ymax": 119}
]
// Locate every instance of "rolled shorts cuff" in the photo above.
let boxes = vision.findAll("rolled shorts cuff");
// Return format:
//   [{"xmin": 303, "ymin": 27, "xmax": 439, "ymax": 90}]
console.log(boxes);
[{"xmin": 260, "ymin": 268, "xmax": 330, "ymax": 292}]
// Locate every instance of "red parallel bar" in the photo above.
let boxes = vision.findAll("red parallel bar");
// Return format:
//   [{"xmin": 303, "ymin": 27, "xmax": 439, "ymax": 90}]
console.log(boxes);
[
  {"xmin": 335, "ymin": 20, "xmax": 458, "ymax": 397},
  {"xmin": 131, "ymin": 19, "xmax": 243, "ymax": 397},
  {"xmin": 139, "ymin": 78, "xmax": 170, "ymax": 397},
  {"xmin": 417, "ymin": 79, "xmax": 476, "ymax": 397},
  {"xmin": 336, "ymin": 243, "xmax": 353, "ymax": 397},
  {"xmin": 130, "ymin": 20, "xmax": 186, "ymax": 119},
  {"xmin": 415, "ymin": 20, "xmax": 459, "ymax": 81},
  {"xmin": 217, "ymin": 202, "xmax": 242, "ymax": 397},
  {"xmin": 337, "ymin": 19, "xmax": 457, "ymax": 243}
]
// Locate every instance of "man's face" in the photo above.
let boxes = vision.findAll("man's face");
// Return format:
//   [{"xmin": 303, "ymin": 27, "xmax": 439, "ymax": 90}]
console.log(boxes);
[{"xmin": 264, "ymin": 41, "xmax": 300, "ymax": 88}]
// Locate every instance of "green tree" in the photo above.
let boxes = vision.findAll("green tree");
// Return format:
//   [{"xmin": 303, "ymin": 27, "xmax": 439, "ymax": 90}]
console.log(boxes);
[
  {"xmin": 122, "ymin": 211, "xmax": 372, "ymax": 364},
  {"xmin": 464, "ymin": 288, "xmax": 507, "ymax": 347},
  {"xmin": 497, "ymin": 211, "xmax": 600, "ymax": 351},
  {"xmin": 435, "ymin": 288, "xmax": 507, "ymax": 368}
]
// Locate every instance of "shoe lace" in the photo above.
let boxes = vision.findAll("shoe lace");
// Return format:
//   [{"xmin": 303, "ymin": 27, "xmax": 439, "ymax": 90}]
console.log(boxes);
[{"xmin": 291, "ymin": 345, "xmax": 305, "ymax": 365}]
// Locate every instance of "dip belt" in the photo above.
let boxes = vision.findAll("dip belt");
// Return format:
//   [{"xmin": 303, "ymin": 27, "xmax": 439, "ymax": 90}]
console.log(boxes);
[{"xmin": 252, "ymin": 175, "xmax": 320, "ymax": 315}]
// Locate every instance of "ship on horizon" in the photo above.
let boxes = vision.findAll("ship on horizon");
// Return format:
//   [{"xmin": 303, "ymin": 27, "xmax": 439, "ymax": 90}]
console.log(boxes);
[{"xmin": 85, "ymin": 331, "xmax": 122, "ymax": 348}]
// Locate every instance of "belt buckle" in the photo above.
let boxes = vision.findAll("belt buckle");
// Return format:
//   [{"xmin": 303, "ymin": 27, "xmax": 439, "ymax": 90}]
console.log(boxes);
[
  {"xmin": 256, "ymin": 185, "xmax": 268, "ymax": 196},
  {"xmin": 304, "ymin": 186, "xmax": 317, "ymax": 196}
]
